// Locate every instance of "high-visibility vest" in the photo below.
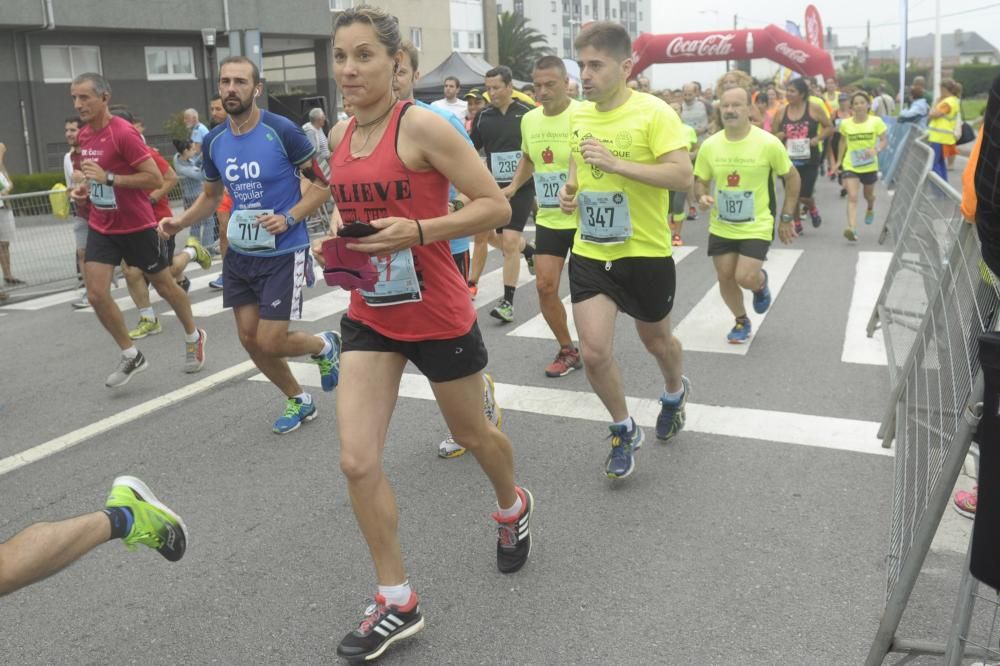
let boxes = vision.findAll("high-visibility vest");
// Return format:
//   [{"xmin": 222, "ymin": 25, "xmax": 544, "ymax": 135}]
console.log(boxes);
[
  {"xmin": 962, "ymin": 129, "xmax": 983, "ymax": 222},
  {"xmin": 928, "ymin": 95, "xmax": 959, "ymax": 145}
]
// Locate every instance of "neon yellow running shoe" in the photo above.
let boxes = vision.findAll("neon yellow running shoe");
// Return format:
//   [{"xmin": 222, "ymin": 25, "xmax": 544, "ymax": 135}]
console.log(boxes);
[
  {"xmin": 106, "ymin": 476, "xmax": 188, "ymax": 562},
  {"xmin": 128, "ymin": 316, "xmax": 162, "ymax": 340},
  {"xmin": 185, "ymin": 236, "xmax": 213, "ymax": 270}
]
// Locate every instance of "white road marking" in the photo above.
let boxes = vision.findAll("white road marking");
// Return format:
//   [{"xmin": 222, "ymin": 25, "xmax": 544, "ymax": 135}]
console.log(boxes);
[
  {"xmin": 842, "ymin": 252, "xmax": 891, "ymax": 366},
  {"xmin": 76, "ymin": 272, "xmax": 221, "ymax": 315},
  {"xmin": 508, "ymin": 245, "xmax": 698, "ymax": 341},
  {"xmin": 674, "ymin": 248, "xmax": 803, "ymax": 354},
  {"xmin": 265, "ymin": 363, "xmax": 889, "ymax": 457},
  {"xmin": 0, "ymin": 361, "xmax": 257, "ymax": 478},
  {"xmin": 2, "ymin": 290, "xmax": 85, "ymax": 311}
]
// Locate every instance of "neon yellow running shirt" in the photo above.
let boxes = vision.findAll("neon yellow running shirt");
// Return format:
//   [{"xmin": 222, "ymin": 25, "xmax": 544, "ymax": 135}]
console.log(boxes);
[
  {"xmin": 694, "ymin": 125, "xmax": 793, "ymax": 241},
  {"xmin": 839, "ymin": 115, "xmax": 888, "ymax": 174},
  {"xmin": 569, "ymin": 91, "xmax": 689, "ymax": 260},
  {"xmin": 520, "ymin": 99, "xmax": 579, "ymax": 230}
]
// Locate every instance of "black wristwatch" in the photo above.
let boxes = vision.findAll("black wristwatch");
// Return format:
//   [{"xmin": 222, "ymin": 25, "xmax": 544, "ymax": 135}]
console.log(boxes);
[
  {"xmin": 105, "ymin": 173, "xmax": 116, "ymax": 186},
  {"xmin": 450, "ymin": 199, "xmax": 464, "ymax": 211}
]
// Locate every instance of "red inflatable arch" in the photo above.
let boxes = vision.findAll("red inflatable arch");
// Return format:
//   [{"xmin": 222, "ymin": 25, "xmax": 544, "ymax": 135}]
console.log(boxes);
[{"xmin": 631, "ymin": 25, "xmax": 836, "ymax": 80}]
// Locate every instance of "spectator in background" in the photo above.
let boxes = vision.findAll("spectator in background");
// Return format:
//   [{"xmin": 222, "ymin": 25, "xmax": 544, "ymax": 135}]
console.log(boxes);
[
  {"xmin": 567, "ymin": 79, "xmax": 580, "ymax": 99},
  {"xmin": 928, "ymin": 78, "xmax": 962, "ymax": 180},
  {"xmin": 172, "ymin": 139, "xmax": 215, "ymax": 249},
  {"xmin": 208, "ymin": 95, "xmax": 226, "ymax": 128},
  {"xmin": 183, "ymin": 108, "xmax": 209, "ymax": 155},
  {"xmin": 945, "ymin": 82, "xmax": 965, "ymax": 170},
  {"xmin": 301, "ymin": 107, "xmax": 330, "ymax": 162},
  {"xmin": 521, "ymin": 82, "xmax": 536, "ymax": 102},
  {"xmin": 0, "ymin": 142, "xmax": 23, "ymax": 289},
  {"xmin": 898, "ymin": 80, "xmax": 930, "ymax": 127},
  {"xmin": 63, "ymin": 116, "xmax": 91, "ymax": 308},
  {"xmin": 637, "ymin": 75, "xmax": 651, "ymax": 93},
  {"xmin": 871, "ymin": 86, "xmax": 896, "ymax": 118},
  {"xmin": 463, "ymin": 88, "xmax": 485, "ymax": 133},
  {"xmin": 680, "ymin": 81, "xmax": 711, "ymax": 144},
  {"xmin": 432, "ymin": 75, "xmax": 468, "ymax": 120}
]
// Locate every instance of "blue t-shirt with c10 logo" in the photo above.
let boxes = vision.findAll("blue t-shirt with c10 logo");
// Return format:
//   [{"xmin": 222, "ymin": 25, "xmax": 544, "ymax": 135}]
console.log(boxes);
[{"xmin": 203, "ymin": 110, "xmax": 316, "ymax": 256}]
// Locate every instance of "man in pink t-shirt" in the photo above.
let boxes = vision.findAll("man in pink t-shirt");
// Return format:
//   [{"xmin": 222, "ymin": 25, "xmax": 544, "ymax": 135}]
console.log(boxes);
[{"xmin": 69, "ymin": 72, "xmax": 207, "ymax": 388}]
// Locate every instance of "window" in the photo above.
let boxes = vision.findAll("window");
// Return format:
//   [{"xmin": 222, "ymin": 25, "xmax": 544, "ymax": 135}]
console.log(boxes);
[
  {"xmin": 329, "ymin": 0, "xmax": 353, "ymax": 10},
  {"xmin": 144, "ymin": 46, "xmax": 195, "ymax": 80},
  {"xmin": 473, "ymin": 32, "xmax": 483, "ymax": 50},
  {"xmin": 552, "ymin": 24, "xmax": 557, "ymax": 35},
  {"xmin": 612, "ymin": 7, "xmax": 617, "ymax": 18},
  {"xmin": 40, "ymin": 45, "xmax": 101, "ymax": 83},
  {"xmin": 452, "ymin": 31, "xmax": 461, "ymax": 49},
  {"xmin": 551, "ymin": 1, "xmax": 556, "ymax": 10},
  {"xmin": 410, "ymin": 27, "xmax": 423, "ymax": 50}
]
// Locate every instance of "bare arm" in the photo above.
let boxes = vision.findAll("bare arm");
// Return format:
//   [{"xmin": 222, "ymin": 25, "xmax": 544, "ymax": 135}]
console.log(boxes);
[
  {"xmin": 159, "ymin": 179, "xmax": 225, "ymax": 235},
  {"xmin": 81, "ymin": 156, "xmax": 162, "ymax": 190},
  {"xmin": 503, "ymin": 154, "xmax": 535, "ymax": 198},
  {"xmin": 813, "ymin": 104, "xmax": 834, "ymax": 142},
  {"xmin": 772, "ymin": 107, "xmax": 786, "ymax": 140},
  {"xmin": 149, "ymin": 166, "xmax": 178, "ymax": 204}
]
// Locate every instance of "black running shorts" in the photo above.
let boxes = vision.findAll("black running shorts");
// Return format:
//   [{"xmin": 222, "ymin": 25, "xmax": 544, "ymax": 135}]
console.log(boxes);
[
  {"xmin": 794, "ymin": 162, "xmax": 820, "ymax": 198},
  {"xmin": 841, "ymin": 170, "xmax": 879, "ymax": 185},
  {"xmin": 568, "ymin": 253, "xmax": 676, "ymax": 323},
  {"xmin": 85, "ymin": 227, "xmax": 169, "ymax": 274},
  {"xmin": 499, "ymin": 186, "xmax": 535, "ymax": 233},
  {"xmin": 707, "ymin": 234, "xmax": 771, "ymax": 261},
  {"xmin": 340, "ymin": 316, "xmax": 489, "ymax": 383},
  {"xmin": 534, "ymin": 225, "xmax": 575, "ymax": 259}
]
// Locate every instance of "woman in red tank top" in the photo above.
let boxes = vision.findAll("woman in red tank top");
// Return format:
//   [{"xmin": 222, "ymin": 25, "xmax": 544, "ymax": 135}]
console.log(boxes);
[{"xmin": 317, "ymin": 8, "xmax": 533, "ymax": 661}]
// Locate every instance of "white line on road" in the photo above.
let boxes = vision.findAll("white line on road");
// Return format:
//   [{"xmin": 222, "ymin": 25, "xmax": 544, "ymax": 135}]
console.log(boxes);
[
  {"xmin": 507, "ymin": 245, "xmax": 698, "ymax": 341},
  {"xmin": 265, "ymin": 362, "xmax": 889, "ymax": 457},
  {"xmin": 674, "ymin": 248, "xmax": 803, "ymax": 355},
  {"xmin": 0, "ymin": 361, "xmax": 257, "ymax": 478},
  {"xmin": 842, "ymin": 251, "xmax": 891, "ymax": 366}
]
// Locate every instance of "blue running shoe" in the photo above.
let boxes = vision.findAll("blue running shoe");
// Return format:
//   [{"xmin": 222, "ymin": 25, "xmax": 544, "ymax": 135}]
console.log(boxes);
[
  {"xmin": 727, "ymin": 318, "xmax": 752, "ymax": 344},
  {"xmin": 312, "ymin": 330, "xmax": 342, "ymax": 392},
  {"xmin": 864, "ymin": 208, "xmax": 875, "ymax": 225},
  {"xmin": 752, "ymin": 269, "xmax": 771, "ymax": 314},
  {"xmin": 209, "ymin": 275, "xmax": 224, "ymax": 289},
  {"xmin": 273, "ymin": 397, "xmax": 317, "ymax": 434},
  {"xmin": 656, "ymin": 375, "xmax": 691, "ymax": 441},
  {"xmin": 604, "ymin": 420, "xmax": 644, "ymax": 479}
]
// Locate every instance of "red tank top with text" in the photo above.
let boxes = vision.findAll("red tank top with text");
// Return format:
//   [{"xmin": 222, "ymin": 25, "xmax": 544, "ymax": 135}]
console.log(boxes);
[{"xmin": 329, "ymin": 101, "xmax": 475, "ymax": 341}]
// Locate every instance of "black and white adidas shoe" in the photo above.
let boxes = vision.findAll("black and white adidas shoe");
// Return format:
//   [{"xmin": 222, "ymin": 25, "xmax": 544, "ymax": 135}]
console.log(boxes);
[
  {"xmin": 336, "ymin": 594, "xmax": 424, "ymax": 662},
  {"xmin": 493, "ymin": 486, "xmax": 534, "ymax": 574}
]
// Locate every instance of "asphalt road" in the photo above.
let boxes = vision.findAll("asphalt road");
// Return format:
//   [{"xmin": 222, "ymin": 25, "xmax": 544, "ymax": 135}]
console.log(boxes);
[{"xmin": 0, "ymin": 168, "xmax": 976, "ymax": 665}]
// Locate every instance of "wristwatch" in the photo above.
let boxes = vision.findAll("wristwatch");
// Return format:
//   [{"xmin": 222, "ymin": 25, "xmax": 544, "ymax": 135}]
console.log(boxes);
[
  {"xmin": 780, "ymin": 213, "xmax": 794, "ymax": 224},
  {"xmin": 105, "ymin": 173, "xmax": 115, "ymax": 186},
  {"xmin": 450, "ymin": 199, "xmax": 464, "ymax": 211},
  {"xmin": 284, "ymin": 213, "xmax": 297, "ymax": 228}
]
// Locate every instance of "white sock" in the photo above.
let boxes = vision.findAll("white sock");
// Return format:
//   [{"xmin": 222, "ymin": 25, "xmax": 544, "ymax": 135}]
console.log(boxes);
[
  {"xmin": 662, "ymin": 386, "xmax": 684, "ymax": 402},
  {"xmin": 377, "ymin": 581, "xmax": 413, "ymax": 607},
  {"xmin": 184, "ymin": 329, "xmax": 200, "ymax": 343},
  {"xmin": 183, "ymin": 247, "xmax": 197, "ymax": 260},
  {"xmin": 139, "ymin": 307, "xmax": 156, "ymax": 320},
  {"xmin": 497, "ymin": 490, "xmax": 523, "ymax": 520},
  {"xmin": 122, "ymin": 346, "xmax": 139, "ymax": 359},
  {"xmin": 612, "ymin": 416, "xmax": 633, "ymax": 430},
  {"xmin": 315, "ymin": 334, "xmax": 332, "ymax": 357},
  {"xmin": 295, "ymin": 392, "xmax": 313, "ymax": 405}
]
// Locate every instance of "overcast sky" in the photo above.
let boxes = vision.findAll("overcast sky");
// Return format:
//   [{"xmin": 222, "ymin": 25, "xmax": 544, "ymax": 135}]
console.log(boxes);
[{"xmin": 647, "ymin": 0, "xmax": 1000, "ymax": 89}]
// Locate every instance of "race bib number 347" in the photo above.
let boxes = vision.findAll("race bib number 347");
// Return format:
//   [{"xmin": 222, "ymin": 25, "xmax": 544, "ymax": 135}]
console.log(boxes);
[{"xmin": 578, "ymin": 191, "xmax": 632, "ymax": 244}]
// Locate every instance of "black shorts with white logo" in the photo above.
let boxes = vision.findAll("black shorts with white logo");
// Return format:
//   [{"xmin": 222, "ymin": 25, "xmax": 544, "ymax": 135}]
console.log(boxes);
[
  {"xmin": 534, "ymin": 225, "xmax": 575, "ymax": 259},
  {"xmin": 568, "ymin": 253, "xmax": 676, "ymax": 323},
  {"xmin": 340, "ymin": 316, "xmax": 489, "ymax": 384},
  {"xmin": 85, "ymin": 227, "xmax": 169, "ymax": 274},
  {"xmin": 707, "ymin": 234, "xmax": 771, "ymax": 261},
  {"xmin": 498, "ymin": 186, "xmax": 535, "ymax": 233}
]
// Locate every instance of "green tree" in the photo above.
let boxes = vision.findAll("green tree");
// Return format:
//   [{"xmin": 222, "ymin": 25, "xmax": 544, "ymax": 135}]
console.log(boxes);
[{"xmin": 497, "ymin": 11, "xmax": 552, "ymax": 81}]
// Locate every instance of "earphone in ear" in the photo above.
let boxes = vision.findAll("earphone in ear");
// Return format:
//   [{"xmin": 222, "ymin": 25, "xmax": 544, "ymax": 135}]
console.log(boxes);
[{"xmin": 254, "ymin": 90, "xmax": 260, "ymax": 98}]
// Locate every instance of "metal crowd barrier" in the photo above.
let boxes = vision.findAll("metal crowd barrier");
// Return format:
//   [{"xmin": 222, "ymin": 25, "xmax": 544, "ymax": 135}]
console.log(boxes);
[
  {"xmin": 865, "ymin": 169, "xmax": 1000, "ymax": 662},
  {"xmin": 0, "ymin": 189, "xmax": 80, "ymax": 299},
  {"xmin": 876, "ymin": 130, "xmax": 935, "ymax": 247},
  {"xmin": 879, "ymin": 120, "xmax": 914, "ymax": 187}
]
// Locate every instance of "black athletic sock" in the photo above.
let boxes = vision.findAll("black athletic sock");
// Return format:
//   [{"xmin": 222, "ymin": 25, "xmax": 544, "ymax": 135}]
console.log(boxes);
[
  {"xmin": 103, "ymin": 506, "xmax": 134, "ymax": 540},
  {"xmin": 736, "ymin": 314, "xmax": 750, "ymax": 324},
  {"xmin": 504, "ymin": 285, "xmax": 516, "ymax": 303},
  {"xmin": 522, "ymin": 243, "xmax": 535, "ymax": 259}
]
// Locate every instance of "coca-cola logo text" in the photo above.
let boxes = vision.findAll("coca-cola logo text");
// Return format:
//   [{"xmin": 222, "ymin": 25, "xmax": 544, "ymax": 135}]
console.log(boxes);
[
  {"xmin": 775, "ymin": 42, "xmax": 810, "ymax": 64},
  {"xmin": 666, "ymin": 34, "xmax": 735, "ymax": 58}
]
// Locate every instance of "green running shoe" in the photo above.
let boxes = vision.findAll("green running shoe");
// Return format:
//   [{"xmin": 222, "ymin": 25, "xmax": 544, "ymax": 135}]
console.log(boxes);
[
  {"xmin": 490, "ymin": 299, "xmax": 514, "ymax": 323},
  {"xmin": 186, "ymin": 236, "xmax": 213, "ymax": 270},
  {"xmin": 106, "ymin": 476, "xmax": 187, "ymax": 562},
  {"xmin": 128, "ymin": 316, "xmax": 162, "ymax": 340}
]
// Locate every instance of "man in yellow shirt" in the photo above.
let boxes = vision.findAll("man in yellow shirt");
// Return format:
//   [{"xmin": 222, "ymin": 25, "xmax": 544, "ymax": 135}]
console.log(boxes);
[
  {"xmin": 505, "ymin": 56, "xmax": 582, "ymax": 378},
  {"xmin": 558, "ymin": 22, "xmax": 693, "ymax": 480},
  {"xmin": 694, "ymin": 86, "xmax": 801, "ymax": 343}
]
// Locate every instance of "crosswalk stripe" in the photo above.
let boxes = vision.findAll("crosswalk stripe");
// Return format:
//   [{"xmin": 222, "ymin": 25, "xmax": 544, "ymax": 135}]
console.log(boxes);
[
  {"xmin": 674, "ymin": 248, "xmax": 803, "ymax": 355},
  {"xmin": 260, "ymin": 362, "xmax": 889, "ymax": 456},
  {"xmin": 75, "ymin": 272, "xmax": 221, "ymax": 315},
  {"xmin": 2, "ymin": 289, "xmax": 85, "ymax": 311},
  {"xmin": 507, "ymin": 245, "xmax": 699, "ymax": 341},
  {"xmin": 842, "ymin": 252, "xmax": 891, "ymax": 366}
]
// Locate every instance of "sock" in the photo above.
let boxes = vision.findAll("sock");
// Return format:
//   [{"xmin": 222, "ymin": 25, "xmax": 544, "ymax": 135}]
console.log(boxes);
[
  {"xmin": 504, "ymin": 285, "xmax": 516, "ymax": 304},
  {"xmin": 295, "ymin": 392, "xmax": 313, "ymax": 405},
  {"xmin": 377, "ymin": 581, "xmax": 413, "ymax": 608},
  {"xmin": 104, "ymin": 506, "xmax": 134, "ymax": 540},
  {"xmin": 313, "ymin": 334, "xmax": 332, "ymax": 358},
  {"xmin": 122, "ymin": 346, "xmax": 139, "ymax": 359},
  {"xmin": 736, "ymin": 314, "xmax": 750, "ymax": 324},
  {"xmin": 522, "ymin": 243, "xmax": 535, "ymax": 259},
  {"xmin": 612, "ymin": 416, "xmax": 634, "ymax": 430},
  {"xmin": 183, "ymin": 247, "xmax": 197, "ymax": 260},
  {"xmin": 867, "ymin": 206, "xmax": 874, "ymax": 212},
  {"xmin": 184, "ymin": 329, "xmax": 200, "ymax": 343},
  {"xmin": 139, "ymin": 307, "xmax": 156, "ymax": 321},
  {"xmin": 497, "ymin": 490, "xmax": 524, "ymax": 520},
  {"xmin": 810, "ymin": 207, "xmax": 819, "ymax": 216},
  {"xmin": 662, "ymin": 386, "xmax": 685, "ymax": 403},
  {"xmin": 468, "ymin": 280, "xmax": 477, "ymax": 288}
]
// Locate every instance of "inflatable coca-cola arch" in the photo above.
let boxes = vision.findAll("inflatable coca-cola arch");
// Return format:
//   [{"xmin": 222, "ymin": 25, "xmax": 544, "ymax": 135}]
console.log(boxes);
[{"xmin": 631, "ymin": 25, "xmax": 836, "ymax": 80}]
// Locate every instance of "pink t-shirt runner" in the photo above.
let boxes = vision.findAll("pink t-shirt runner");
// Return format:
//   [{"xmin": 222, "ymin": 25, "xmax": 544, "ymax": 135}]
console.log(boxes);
[{"xmin": 78, "ymin": 115, "xmax": 157, "ymax": 234}]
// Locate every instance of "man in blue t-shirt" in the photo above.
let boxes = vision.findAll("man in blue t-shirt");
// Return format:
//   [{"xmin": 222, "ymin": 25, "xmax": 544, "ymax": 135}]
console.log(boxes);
[
  {"xmin": 184, "ymin": 109, "xmax": 210, "ymax": 155},
  {"xmin": 161, "ymin": 56, "xmax": 341, "ymax": 435}
]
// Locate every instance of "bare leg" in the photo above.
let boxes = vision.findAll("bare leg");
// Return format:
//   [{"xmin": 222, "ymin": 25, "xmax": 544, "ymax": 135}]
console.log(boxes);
[
  {"xmin": 469, "ymin": 230, "xmax": 491, "ymax": 284},
  {"xmin": 712, "ymin": 253, "xmax": 746, "ymax": 319},
  {"xmin": 337, "ymin": 351, "xmax": 408, "ymax": 585},
  {"xmin": 76, "ymin": 248, "xmax": 87, "ymax": 290},
  {"xmin": 845, "ymin": 177, "xmax": 861, "ymax": 230},
  {"xmin": 0, "ymin": 512, "xmax": 110, "ymax": 597},
  {"xmin": 534, "ymin": 254, "xmax": 572, "ymax": 347},
  {"xmin": 124, "ymin": 264, "xmax": 151, "ymax": 311},
  {"xmin": 863, "ymin": 183, "xmax": 876, "ymax": 212},
  {"xmin": 85, "ymin": 261, "xmax": 132, "ymax": 350},
  {"xmin": 633, "ymin": 315, "xmax": 684, "ymax": 394},
  {"xmin": 146, "ymin": 268, "xmax": 196, "ymax": 336},
  {"xmin": 500, "ymin": 229, "xmax": 522, "ymax": 292},
  {"xmin": 233, "ymin": 305, "xmax": 309, "ymax": 397},
  {"xmin": 0, "ymin": 241, "xmax": 12, "ymax": 279},
  {"xmin": 574, "ymin": 294, "xmax": 628, "ymax": 421},
  {"xmin": 734, "ymin": 255, "xmax": 766, "ymax": 293}
]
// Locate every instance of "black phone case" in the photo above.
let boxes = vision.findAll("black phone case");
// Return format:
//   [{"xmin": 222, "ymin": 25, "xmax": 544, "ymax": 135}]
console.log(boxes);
[{"xmin": 339, "ymin": 223, "xmax": 378, "ymax": 238}]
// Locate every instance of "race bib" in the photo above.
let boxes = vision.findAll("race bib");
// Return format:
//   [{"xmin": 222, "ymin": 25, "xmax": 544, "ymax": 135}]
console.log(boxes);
[
  {"xmin": 227, "ymin": 208, "xmax": 276, "ymax": 253},
  {"xmin": 851, "ymin": 148, "xmax": 876, "ymax": 167},
  {"xmin": 533, "ymin": 171, "xmax": 566, "ymax": 208},
  {"xmin": 360, "ymin": 249, "xmax": 422, "ymax": 307},
  {"xmin": 89, "ymin": 180, "xmax": 118, "ymax": 210},
  {"xmin": 717, "ymin": 190, "xmax": 755, "ymax": 224},
  {"xmin": 578, "ymin": 191, "xmax": 632, "ymax": 244},
  {"xmin": 786, "ymin": 138, "xmax": 811, "ymax": 160},
  {"xmin": 490, "ymin": 150, "xmax": 521, "ymax": 182}
]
